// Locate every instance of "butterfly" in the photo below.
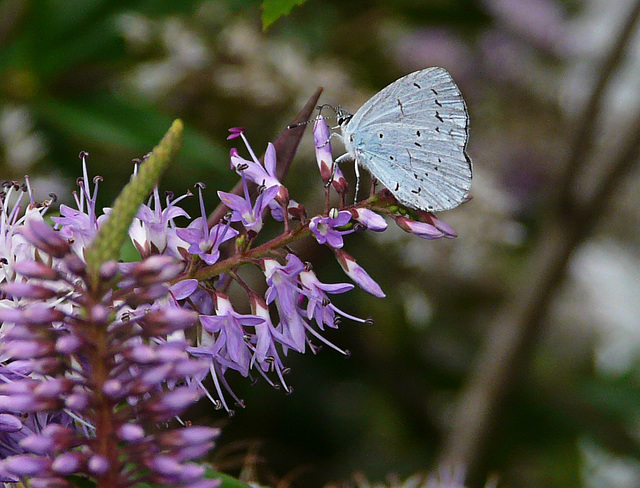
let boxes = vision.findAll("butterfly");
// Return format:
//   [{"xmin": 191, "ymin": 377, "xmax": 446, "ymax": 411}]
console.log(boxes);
[{"xmin": 333, "ymin": 67, "xmax": 472, "ymax": 212}]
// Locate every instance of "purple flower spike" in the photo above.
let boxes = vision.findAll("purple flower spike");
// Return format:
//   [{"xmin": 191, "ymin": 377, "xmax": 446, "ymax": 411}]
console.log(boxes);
[
  {"xmin": 334, "ymin": 249, "xmax": 385, "ymax": 298},
  {"xmin": 0, "ymin": 116, "xmax": 459, "ymax": 486},
  {"xmin": 309, "ymin": 210, "xmax": 352, "ymax": 248}
]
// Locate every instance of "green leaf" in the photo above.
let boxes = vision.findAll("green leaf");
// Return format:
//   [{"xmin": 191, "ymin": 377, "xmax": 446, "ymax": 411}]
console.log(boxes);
[
  {"xmin": 206, "ymin": 468, "xmax": 255, "ymax": 488},
  {"xmin": 34, "ymin": 95, "xmax": 226, "ymax": 173},
  {"xmin": 261, "ymin": 0, "xmax": 307, "ymax": 30}
]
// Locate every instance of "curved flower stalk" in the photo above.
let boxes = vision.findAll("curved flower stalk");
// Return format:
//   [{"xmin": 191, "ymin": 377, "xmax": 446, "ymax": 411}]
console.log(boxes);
[{"xmin": 0, "ymin": 112, "xmax": 462, "ymax": 486}]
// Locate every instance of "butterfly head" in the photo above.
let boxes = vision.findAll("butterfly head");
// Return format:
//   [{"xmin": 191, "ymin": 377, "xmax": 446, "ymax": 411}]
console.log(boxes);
[{"xmin": 334, "ymin": 106, "xmax": 353, "ymax": 127}]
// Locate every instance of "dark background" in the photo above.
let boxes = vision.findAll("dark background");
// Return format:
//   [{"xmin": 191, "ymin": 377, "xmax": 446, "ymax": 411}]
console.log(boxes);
[{"xmin": 2, "ymin": 1, "xmax": 640, "ymax": 487}]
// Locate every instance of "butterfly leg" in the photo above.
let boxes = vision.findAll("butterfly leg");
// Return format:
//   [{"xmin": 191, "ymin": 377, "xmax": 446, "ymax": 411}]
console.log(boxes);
[
  {"xmin": 353, "ymin": 159, "xmax": 361, "ymax": 205},
  {"xmin": 334, "ymin": 152, "xmax": 359, "ymax": 204}
]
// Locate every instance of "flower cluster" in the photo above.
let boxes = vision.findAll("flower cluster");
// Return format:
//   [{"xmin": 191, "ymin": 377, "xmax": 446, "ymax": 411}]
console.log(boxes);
[
  {"xmin": 0, "ymin": 215, "xmax": 219, "ymax": 486},
  {"xmin": 0, "ymin": 115, "xmax": 457, "ymax": 486}
]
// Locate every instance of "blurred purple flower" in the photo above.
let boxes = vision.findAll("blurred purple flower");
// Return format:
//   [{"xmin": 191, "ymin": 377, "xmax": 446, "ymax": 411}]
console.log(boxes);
[
  {"xmin": 483, "ymin": 0, "xmax": 569, "ymax": 54},
  {"xmin": 392, "ymin": 28, "xmax": 472, "ymax": 78}
]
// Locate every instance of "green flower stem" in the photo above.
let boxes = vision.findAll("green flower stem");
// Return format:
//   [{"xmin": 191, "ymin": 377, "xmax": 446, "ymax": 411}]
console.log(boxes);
[{"xmin": 85, "ymin": 120, "xmax": 184, "ymax": 291}]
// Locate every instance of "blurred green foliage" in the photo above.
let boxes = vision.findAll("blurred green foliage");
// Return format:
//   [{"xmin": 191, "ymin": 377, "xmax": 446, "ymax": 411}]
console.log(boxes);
[
  {"xmin": 2, "ymin": 1, "xmax": 640, "ymax": 488},
  {"xmin": 261, "ymin": 0, "xmax": 308, "ymax": 29}
]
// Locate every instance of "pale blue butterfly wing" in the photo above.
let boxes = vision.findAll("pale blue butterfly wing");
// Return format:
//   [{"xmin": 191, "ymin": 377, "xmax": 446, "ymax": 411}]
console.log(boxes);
[{"xmin": 339, "ymin": 67, "xmax": 472, "ymax": 212}]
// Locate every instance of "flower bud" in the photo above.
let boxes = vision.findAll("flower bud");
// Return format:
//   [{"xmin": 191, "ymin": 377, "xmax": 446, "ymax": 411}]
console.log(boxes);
[{"xmin": 334, "ymin": 249, "xmax": 385, "ymax": 298}]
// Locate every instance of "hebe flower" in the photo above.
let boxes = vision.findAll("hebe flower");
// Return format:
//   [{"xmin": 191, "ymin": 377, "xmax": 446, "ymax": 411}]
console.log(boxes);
[
  {"xmin": 0, "ymin": 218, "xmax": 218, "ymax": 486},
  {"xmin": 0, "ymin": 107, "xmax": 463, "ymax": 486}
]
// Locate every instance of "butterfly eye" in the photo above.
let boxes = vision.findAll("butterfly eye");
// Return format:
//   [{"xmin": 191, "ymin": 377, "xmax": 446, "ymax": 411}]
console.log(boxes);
[{"xmin": 335, "ymin": 107, "xmax": 353, "ymax": 126}]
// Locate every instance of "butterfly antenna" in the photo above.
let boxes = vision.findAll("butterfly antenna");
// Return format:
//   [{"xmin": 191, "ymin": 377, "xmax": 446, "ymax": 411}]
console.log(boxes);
[
  {"xmin": 286, "ymin": 105, "xmax": 338, "ymax": 129},
  {"xmin": 286, "ymin": 119, "xmax": 315, "ymax": 130}
]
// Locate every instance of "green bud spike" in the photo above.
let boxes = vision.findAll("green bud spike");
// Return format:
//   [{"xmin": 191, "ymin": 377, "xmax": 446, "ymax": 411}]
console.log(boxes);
[{"xmin": 85, "ymin": 119, "xmax": 184, "ymax": 291}]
